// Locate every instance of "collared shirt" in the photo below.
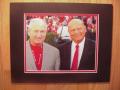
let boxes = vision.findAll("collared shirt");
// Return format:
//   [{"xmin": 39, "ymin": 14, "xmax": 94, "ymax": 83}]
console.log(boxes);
[
  {"xmin": 30, "ymin": 44, "xmax": 43, "ymax": 70},
  {"xmin": 70, "ymin": 37, "xmax": 85, "ymax": 68}
]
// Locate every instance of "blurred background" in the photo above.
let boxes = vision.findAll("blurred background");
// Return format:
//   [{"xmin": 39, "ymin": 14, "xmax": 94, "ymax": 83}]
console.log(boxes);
[{"xmin": 25, "ymin": 14, "xmax": 98, "ymax": 47}]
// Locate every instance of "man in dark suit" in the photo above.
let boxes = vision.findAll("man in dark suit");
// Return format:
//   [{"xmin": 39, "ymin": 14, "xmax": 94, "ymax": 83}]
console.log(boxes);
[{"xmin": 59, "ymin": 19, "xmax": 95, "ymax": 70}]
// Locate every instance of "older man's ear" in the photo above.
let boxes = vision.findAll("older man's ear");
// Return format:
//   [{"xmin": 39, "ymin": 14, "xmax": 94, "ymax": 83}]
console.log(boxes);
[
  {"xmin": 27, "ymin": 29, "xmax": 30, "ymax": 36},
  {"xmin": 83, "ymin": 25, "xmax": 87, "ymax": 33}
]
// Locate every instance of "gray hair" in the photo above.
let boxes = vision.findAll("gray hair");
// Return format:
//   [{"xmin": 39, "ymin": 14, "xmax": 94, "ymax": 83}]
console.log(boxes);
[
  {"xmin": 28, "ymin": 18, "xmax": 47, "ymax": 31},
  {"xmin": 68, "ymin": 19, "xmax": 85, "ymax": 28}
]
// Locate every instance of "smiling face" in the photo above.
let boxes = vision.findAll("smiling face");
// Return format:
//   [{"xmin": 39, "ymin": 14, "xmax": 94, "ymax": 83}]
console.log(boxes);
[
  {"xmin": 28, "ymin": 29, "xmax": 47, "ymax": 46},
  {"xmin": 28, "ymin": 18, "xmax": 47, "ymax": 46},
  {"xmin": 68, "ymin": 19, "xmax": 86, "ymax": 44}
]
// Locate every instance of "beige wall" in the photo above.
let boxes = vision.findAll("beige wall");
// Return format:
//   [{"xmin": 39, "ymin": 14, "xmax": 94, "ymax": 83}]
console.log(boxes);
[{"xmin": 0, "ymin": 0, "xmax": 120, "ymax": 90}]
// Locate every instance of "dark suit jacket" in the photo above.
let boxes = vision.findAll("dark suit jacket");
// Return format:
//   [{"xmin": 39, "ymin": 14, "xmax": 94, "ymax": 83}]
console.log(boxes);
[{"xmin": 58, "ymin": 38, "xmax": 95, "ymax": 70}]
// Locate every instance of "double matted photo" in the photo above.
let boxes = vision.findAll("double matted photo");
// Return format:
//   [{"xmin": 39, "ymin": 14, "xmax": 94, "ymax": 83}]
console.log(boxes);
[
  {"xmin": 10, "ymin": 3, "xmax": 113, "ymax": 83},
  {"xmin": 24, "ymin": 13, "xmax": 98, "ymax": 73}
]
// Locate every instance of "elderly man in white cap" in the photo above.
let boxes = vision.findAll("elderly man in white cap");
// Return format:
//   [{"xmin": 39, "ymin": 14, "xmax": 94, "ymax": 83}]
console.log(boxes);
[{"xmin": 25, "ymin": 18, "xmax": 60, "ymax": 72}]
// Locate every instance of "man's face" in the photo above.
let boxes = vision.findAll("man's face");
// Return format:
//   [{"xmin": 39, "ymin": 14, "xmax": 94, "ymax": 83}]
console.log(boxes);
[
  {"xmin": 68, "ymin": 23, "xmax": 86, "ymax": 44},
  {"xmin": 28, "ymin": 29, "xmax": 47, "ymax": 46}
]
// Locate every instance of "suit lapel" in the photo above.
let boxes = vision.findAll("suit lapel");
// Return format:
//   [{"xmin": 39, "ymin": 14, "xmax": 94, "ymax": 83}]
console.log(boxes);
[
  {"xmin": 78, "ymin": 38, "xmax": 89, "ymax": 70},
  {"xmin": 41, "ymin": 43, "xmax": 48, "ymax": 70},
  {"xmin": 65, "ymin": 42, "xmax": 72, "ymax": 69},
  {"xmin": 26, "ymin": 41, "xmax": 37, "ymax": 70},
  {"xmin": 60, "ymin": 42, "xmax": 71, "ymax": 70}
]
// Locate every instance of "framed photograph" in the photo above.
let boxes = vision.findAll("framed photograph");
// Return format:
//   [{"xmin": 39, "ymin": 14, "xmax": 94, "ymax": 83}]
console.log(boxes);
[{"xmin": 10, "ymin": 3, "xmax": 113, "ymax": 83}]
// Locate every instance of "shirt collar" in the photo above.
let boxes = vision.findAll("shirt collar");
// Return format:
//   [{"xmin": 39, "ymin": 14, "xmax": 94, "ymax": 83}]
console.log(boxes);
[{"xmin": 72, "ymin": 37, "xmax": 85, "ymax": 47}]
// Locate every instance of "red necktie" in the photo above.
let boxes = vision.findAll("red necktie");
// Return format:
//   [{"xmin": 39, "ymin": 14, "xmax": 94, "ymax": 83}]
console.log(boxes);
[{"xmin": 71, "ymin": 44, "xmax": 79, "ymax": 70}]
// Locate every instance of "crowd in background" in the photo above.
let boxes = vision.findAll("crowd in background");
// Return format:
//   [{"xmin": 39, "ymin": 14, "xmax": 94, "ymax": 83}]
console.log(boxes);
[{"xmin": 25, "ymin": 15, "xmax": 97, "ymax": 45}]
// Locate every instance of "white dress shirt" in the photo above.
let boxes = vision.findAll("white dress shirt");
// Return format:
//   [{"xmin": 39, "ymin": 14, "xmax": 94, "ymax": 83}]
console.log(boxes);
[{"xmin": 70, "ymin": 37, "xmax": 85, "ymax": 68}]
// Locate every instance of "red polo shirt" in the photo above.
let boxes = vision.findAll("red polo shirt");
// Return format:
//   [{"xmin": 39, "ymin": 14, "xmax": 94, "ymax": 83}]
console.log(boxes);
[{"xmin": 30, "ymin": 44, "xmax": 43, "ymax": 70}]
